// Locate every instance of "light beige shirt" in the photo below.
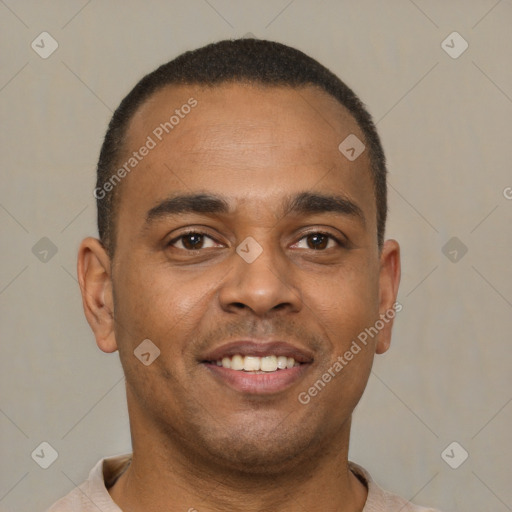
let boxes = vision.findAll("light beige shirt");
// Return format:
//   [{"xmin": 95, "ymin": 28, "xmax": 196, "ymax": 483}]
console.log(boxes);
[{"xmin": 47, "ymin": 454, "xmax": 441, "ymax": 511}]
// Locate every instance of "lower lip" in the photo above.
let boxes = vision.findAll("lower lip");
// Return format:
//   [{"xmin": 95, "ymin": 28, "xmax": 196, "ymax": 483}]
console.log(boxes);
[{"xmin": 203, "ymin": 363, "xmax": 311, "ymax": 394}]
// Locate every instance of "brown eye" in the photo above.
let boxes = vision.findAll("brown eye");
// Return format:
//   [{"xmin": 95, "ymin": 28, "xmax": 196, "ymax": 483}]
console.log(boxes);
[
  {"xmin": 306, "ymin": 233, "xmax": 329, "ymax": 250},
  {"xmin": 169, "ymin": 232, "xmax": 217, "ymax": 250},
  {"xmin": 295, "ymin": 232, "xmax": 341, "ymax": 250},
  {"xmin": 181, "ymin": 233, "xmax": 204, "ymax": 250}
]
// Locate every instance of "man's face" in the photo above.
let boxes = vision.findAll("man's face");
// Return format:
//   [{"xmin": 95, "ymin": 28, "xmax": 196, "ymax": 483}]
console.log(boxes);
[{"xmin": 96, "ymin": 83, "xmax": 398, "ymax": 471}]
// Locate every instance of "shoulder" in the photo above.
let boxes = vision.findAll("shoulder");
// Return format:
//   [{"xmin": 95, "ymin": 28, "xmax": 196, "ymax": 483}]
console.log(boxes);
[
  {"xmin": 349, "ymin": 462, "xmax": 443, "ymax": 512},
  {"xmin": 46, "ymin": 455, "xmax": 131, "ymax": 512},
  {"xmin": 45, "ymin": 477, "xmax": 94, "ymax": 512}
]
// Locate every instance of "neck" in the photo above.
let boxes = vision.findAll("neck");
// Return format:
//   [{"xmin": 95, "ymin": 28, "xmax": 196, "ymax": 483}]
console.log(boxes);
[{"xmin": 109, "ymin": 402, "xmax": 367, "ymax": 511}]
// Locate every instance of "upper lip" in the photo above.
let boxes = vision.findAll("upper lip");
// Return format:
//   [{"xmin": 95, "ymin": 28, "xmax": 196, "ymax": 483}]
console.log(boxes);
[{"xmin": 201, "ymin": 340, "xmax": 314, "ymax": 364}]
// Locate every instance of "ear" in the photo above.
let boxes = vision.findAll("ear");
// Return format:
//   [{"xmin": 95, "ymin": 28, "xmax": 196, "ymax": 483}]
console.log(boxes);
[
  {"xmin": 375, "ymin": 239, "xmax": 401, "ymax": 355},
  {"xmin": 77, "ymin": 237, "xmax": 118, "ymax": 353}
]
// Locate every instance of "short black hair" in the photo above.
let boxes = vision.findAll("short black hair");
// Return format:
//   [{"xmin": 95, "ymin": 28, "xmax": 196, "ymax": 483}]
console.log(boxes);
[{"xmin": 96, "ymin": 38, "xmax": 387, "ymax": 256}]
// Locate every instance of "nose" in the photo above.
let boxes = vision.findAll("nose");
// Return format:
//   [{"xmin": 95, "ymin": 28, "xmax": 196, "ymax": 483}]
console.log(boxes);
[{"xmin": 218, "ymin": 239, "xmax": 302, "ymax": 317}]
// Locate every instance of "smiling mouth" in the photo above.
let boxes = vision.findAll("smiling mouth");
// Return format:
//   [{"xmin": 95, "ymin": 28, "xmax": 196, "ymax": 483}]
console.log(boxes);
[
  {"xmin": 200, "ymin": 341, "xmax": 313, "ymax": 393},
  {"xmin": 205, "ymin": 354, "xmax": 302, "ymax": 373}
]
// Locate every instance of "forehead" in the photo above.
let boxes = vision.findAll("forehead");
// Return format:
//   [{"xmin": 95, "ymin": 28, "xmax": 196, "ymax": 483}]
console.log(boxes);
[
  {"xmin": 127, "ymin": 83, "xmax": 362, "ymax": 161},
  {"xmin": 116, "ymin": 82, "xmax": 375, "ymax": 233}
]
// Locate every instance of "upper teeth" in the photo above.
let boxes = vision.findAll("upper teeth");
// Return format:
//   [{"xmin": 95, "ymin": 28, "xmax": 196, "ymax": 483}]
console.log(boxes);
[{"xmin": 215, "ymin": 355, "xmax": 299, "ymax": 372}]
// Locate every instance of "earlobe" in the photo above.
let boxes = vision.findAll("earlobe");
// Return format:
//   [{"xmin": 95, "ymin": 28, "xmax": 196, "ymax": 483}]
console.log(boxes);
[
  {"xmin": 77, "ymin": 237, "xmax": 118, "ymax": 353},
  {"xmin": 375, "ymin": 239, "xmax": 401, "ymax": 355}
]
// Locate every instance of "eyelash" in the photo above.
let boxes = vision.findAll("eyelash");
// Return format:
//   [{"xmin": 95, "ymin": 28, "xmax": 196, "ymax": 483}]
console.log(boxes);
[{"xmin": 167, "ymin": 229, "xmax": 346, "ymax": 251}]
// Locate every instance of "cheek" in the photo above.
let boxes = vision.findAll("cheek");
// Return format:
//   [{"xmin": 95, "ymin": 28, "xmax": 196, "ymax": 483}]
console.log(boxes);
[
  {"xmin": 309, "ymin": 258, "xmax": 380, "ymax": 407},
  {"xmin": 304, "ymin": 256, "xmax": 380, "ymax": 338},
  {"xmin": 111, "ymin": 263, "xmax": 200, "ymax": 405},
  {"xmin": 112, "ymin": 258, "xmax": 214, "ymax": 361}
]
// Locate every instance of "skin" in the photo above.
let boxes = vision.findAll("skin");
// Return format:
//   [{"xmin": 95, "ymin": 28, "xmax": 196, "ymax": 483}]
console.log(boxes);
[{"xmin": 78, "ymin": 83, "xmax": 400, "ymax": 511}]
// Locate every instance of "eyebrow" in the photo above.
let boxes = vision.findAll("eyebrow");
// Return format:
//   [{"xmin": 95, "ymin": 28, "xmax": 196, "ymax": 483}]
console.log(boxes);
[
  {"xmin": 144, "ymin": 191, "xmax": 365, "ymax": 226},
  {"xmin": 146, "ymin": 194, "xmax": 230, "ymax": 223},
  {"xmin": 284, "ymin": 191, "xmax": 365, "ymax": 226}
]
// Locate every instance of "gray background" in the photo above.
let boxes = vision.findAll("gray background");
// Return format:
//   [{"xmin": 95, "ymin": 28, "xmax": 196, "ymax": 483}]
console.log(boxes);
[{"xmin": 1, "ymin": 1, "xmax": 511, "ymax": 511}]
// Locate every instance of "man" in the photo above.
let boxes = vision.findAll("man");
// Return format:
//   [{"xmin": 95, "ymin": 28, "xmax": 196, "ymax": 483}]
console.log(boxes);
[{"xmin": 49, "ymin": 39, "xmax": 440, "ymax": 511}]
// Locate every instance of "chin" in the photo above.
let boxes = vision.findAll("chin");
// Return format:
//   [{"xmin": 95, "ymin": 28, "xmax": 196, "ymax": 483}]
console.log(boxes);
[{"xmin": 198, "ymin": 421, "xmax": 323, "ymax": 475}]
